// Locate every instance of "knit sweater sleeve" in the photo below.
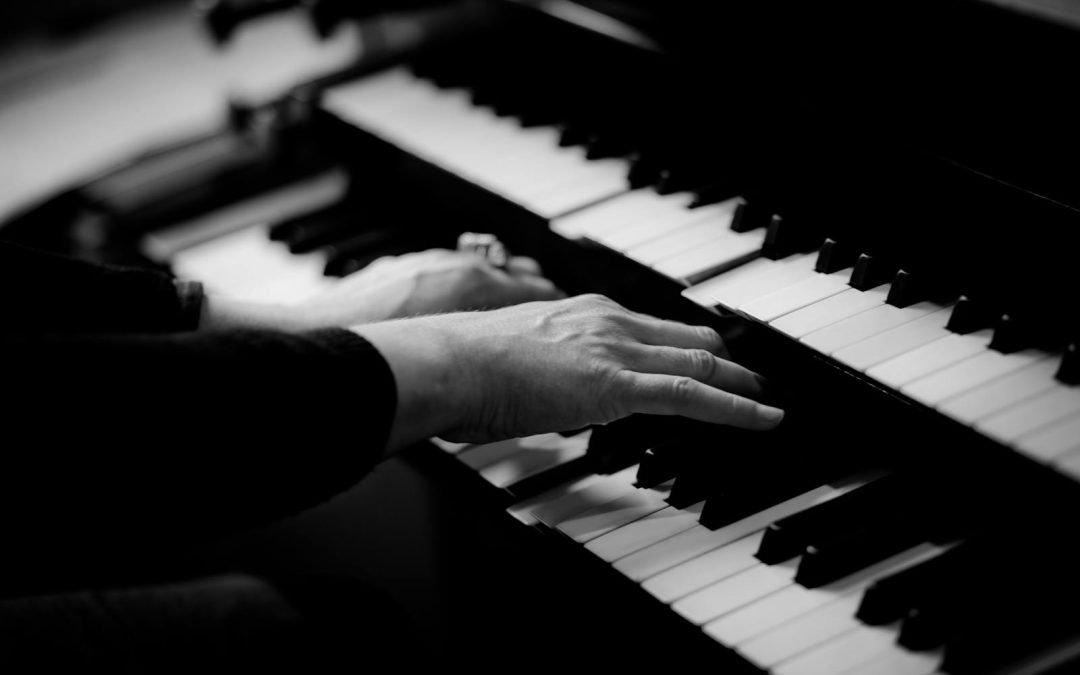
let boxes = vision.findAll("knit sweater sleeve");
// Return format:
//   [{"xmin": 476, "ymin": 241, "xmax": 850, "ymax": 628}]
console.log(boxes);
[
  {"xmin": 0, "ymin": 239, "xmax": 203, "ymax": 333},
  {"xmin": 0, "ymin": 326, "xmax": 399, "ymax": 587}
]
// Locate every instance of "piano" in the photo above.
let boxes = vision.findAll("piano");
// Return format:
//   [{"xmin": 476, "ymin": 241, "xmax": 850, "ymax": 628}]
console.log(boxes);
[{"xmin": 6, "ymin": 0, "xmax": 1080, "ymax": 672}]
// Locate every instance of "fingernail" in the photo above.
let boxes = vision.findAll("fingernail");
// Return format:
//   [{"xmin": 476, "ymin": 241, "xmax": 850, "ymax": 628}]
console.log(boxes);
[{"xmin": 761, "ymin": 405, "xmax": 785, "ymax": 426}]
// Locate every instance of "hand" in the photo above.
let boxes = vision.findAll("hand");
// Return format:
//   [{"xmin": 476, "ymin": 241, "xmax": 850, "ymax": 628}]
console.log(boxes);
[
  {"xmin": 302, "ymin": 248, "xmax": 564, "ymax": 324},
  {"xmin": 353, "ymin": 294, "xmax": 785, "ymax": 451},
  {"xmin": 199, "ymin": 248, "xmax": 563, "ymax": 332}
]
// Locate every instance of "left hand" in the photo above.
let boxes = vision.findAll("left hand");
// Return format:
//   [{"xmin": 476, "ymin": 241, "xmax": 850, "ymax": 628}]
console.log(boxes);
[
  {"xmin": 296, "ymin": 248, "xmax": 565, "ymax": 326},
  {"xmin": 199, "ymin": 248, "xmax": 564, "ymax": 332}
]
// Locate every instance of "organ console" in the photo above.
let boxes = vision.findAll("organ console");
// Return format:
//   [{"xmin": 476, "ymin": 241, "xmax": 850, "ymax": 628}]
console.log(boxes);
[{"xmin": 5, "ymin": 0, "xmax": 1080, "ymax": 672}]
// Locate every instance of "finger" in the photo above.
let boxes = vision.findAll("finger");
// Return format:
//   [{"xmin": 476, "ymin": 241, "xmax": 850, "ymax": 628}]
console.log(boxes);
[
  {"xmin": 506, "ymin": 255, "xmax": 543, "ymax": 277},
  {"xmin": 621, "ymin": 372, "xmax": 784, "ymax": 430},
  {"xmin": 622, "ymin": 315, "xmax": 730, "ymax": 357},
  {"xmin": 627, "ymin": 345, "xmax": 766, "ymax": 399}
]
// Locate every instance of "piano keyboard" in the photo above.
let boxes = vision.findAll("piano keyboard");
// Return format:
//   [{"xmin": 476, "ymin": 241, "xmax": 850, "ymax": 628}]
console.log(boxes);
[
  {"xmin": 321, "ymin": 67, "xmax": 631, "ymax": 220},
  {"xmin": 147, "ymin": 19, "xmax": 1080, "ymax": 673},
  {"xmin": 166, "ymin": 55, "xmax": 1080, "ymax": 482},
  {"xmin": 437, "ymin": 427, "xmax": 1080, "ymax": 675}
]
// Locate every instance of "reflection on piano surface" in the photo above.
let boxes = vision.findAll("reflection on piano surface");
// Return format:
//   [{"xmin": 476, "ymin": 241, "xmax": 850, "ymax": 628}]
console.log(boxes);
[{"xmin": 7, "ymin": 0, "xmax": 1080, "ymax": 672}]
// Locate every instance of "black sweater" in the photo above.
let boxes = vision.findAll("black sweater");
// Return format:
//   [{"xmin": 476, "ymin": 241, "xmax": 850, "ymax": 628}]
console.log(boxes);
[{"xmin": 0, "ymin": 240, "xmax": 398, "ymax": 591}]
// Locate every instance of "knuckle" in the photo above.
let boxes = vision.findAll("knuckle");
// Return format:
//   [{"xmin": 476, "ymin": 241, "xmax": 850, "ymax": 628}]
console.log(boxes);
[
  {"xmin": 686, "ymin": 349, "xmax": 717, "ymax": 377},
  {"xmin": 669, "ymin": 376, "xmax": 698, "ymax": 402},
  {"xmin": 697, "ymin": 325, "xmax": 724, "ymax": 351}
]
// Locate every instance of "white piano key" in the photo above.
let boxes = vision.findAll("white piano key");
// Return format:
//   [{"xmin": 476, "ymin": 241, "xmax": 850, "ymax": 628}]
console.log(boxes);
[
  {"xmin": 800, "ymin": 301, "xmax": 941, "ymax": 355},
  {"xmin": 671, "ymin": 558, "xmax": 800, "ymax": 625},
  {"xmin": 641, "ymin": 530, "xmax": 766, "ymax": 603},
  {"xmin": 584, "ymin": 501, "xmax": 705, "ymax": 562},
  {"xmin": 1019, "ymin": 416, "xmax": 1080, "ymax": 463},
  {"xmin": 476, "ymin": 434, "xmax": 590, "ymax": 488},
  {"xmin": 1054, "ymin": 451, "xmax": 1080, "ymax": 481},
  {"xmin": 601, "ymin": 197, "xmax": 741, "ymax": 253},
  {"xmin": 773, "ymin": 625, "xmax": 900, "ymax": 675},
  {"xmin": 596, "ymin": 195, "xmax": 700, "ymax": 251},
  {"xmin": 680, "ymin": 256, "xmax": 784, "ymax": 308},
  {"xmin": 556, "ymin": 481, "xmax": 673, "ymax": 543},
  {"xmin": 507, "ymin": 473, "xmax": 607, "ymax": 527},
  {"xmin": 737, "ymin": 593, "xmax": 863, "ymax": 668},
  {"xmin": 525, "ymin": 169, "xmax": 629, "ymax": 220},
  {"xmin": 612, "ymin": 484, "xmax": 843, "ymax": 582},
  {"xmin": 837, "ymin": 648, "xmax": 943, "ymax": 675},
  {"xmin": 324, "ymin": 69, "xmax": 629, "ymax": 219},
  {"xmin": 709, "ymin": 253, "xmax": 819, "ymax": 310},
  {"xmin": 832, "ymin": 307, "xmax": 954, "ymax": 371},
  {"xmin": 901, "ymin": 348, "xmax": 1045, "ymax": 407},
  {"xmin": 529, "ymin": 465, "xmax": 640, "ymax": 528},
  {"xmin": 867, "ymin": 329, "xmax": 994, "ymax": 388},
  {"xmin": 937, "ymin": 356, "xmax": 1059, "ymax": 424},
  {"xmin": 739, "ymin": 268, "xmax": 853, "ymax": 322},
  {"xmin": 550, "ymin": 190, "xmax": 660, "ymax": 238},
  {"xmin": 321, "ymin": 68, "xmax": 420, "ymax": 112},
  {"xmin": 629, "ymin": 209, "xmax": 747, "ymax": 266},
  {"xmin": 682, "ymin": 252, "xmax": 814, "ymax": 309},
  {"xmin": 652, "ymin": 229, "xmax": 764, "ymax": 284},
  {"xmin": 770, "ymin": 285, "xmax": 890, "ymax": 339},
  {"xmin": 976, "ymin": 386, "xmax": 1080, "ymax": 444},
  {"xmin": 703, "ymin": 543, "xmax": 942, "ymax": 646}
]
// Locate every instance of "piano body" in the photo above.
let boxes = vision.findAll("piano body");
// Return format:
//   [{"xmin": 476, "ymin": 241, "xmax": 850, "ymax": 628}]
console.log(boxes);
[{"xmin": 6, "ymin": 0, "xmax": 1080, "ymax": 672}]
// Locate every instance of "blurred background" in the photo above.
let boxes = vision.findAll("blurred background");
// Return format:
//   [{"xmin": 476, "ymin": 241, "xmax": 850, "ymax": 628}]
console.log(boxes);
[{"xmin": 0, "ymin": 0, "xmax": 364, "ymax": 226}]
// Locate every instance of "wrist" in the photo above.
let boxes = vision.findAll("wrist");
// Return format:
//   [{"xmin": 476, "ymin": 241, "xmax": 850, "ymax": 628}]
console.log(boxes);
[{"xmin": 350, "ymin": 316, "xmax": 469, "ymax": 452}]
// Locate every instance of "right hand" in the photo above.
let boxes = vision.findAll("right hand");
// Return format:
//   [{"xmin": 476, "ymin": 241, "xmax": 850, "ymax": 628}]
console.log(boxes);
[{"xmin": 353, "ymin": 294, "xmax": 785, "ymax": 451}]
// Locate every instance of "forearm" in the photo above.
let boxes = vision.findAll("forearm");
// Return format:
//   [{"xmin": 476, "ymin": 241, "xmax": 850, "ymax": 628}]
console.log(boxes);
[
  {"xmin": 0, "ymin": 240, "xmax": 201, "ymax": 333},
  {"xmin": 0, "ymin": 328, "xmax": 396, "ymax": 549}
]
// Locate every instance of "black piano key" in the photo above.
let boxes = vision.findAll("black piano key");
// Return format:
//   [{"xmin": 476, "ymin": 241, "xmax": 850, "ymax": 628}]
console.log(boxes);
[
  {"xmin": 635, "ymin": 444, "xmax": 683, "ymax": 489},
  {"xmin": 285, "ymin": 213, "xmax": 361, "ymax": 254},
  {"xmin": 899, "ymin": 602, "xmax": 953, "ymax": 651},
  {"xmin": 556, "ymin": 123, "xmax": 592, "ymax": 148},
  {"xmin": 688, "ymin": 181, "xmax": 741, "ymax": 209},
  {"xmin": 627, "ymin": 153, "xmax": 663, "ymax": 189},
  {"xmin": 946, "ymin": 295, "xmax": 997, "ymax": 334},
  {"xmin": 697, "ymin": 429, "xmax": 871, "ymax": 531},
  {"xmin": 329, "ymin": 240, "xmax": 417, "ymax": 278},
  {"xmin": 760, "ymin": 214, "xmax": 823, "ymax": 260},
  {"xmin": 700, "ymin": 467, "xmax": 846, "ymax": 531},
  {"xmin": 666, "ymin": 469, "xmax": 715, "ymax": 510},
  {"xmin": 856, "ymin": 537, "xmax": 983, "ymax": 626},
  {"xmin": 885, "ymin": 269, "xmax": 927, "ymax": 308},
  {"xmin": 988, "ymin": 313, "xmax": 1031, "ymax": 353},
  {"xmin": 1057, "ymin": 341, "xmax": 1080, "ymax": 384},
  {"xmin": 794, "ymin": 520, "xmax": 926, "ymax": 589},
  {"xmin": 321, "ymin": 228, "xmax": 407, "ymax": 277},
  {"xmin": 728, "ymin": 198, "xmax": 771, "ymax": 233},
  {"xmin": 848, "ymin": 252, "xmax": 898, "ymax": 291},
  {"xmin": 585, "ymin": 415, "xmax": 704, "ymax": 475},
  {"xmin": 814, "ymin": 238, "xmax": 858, "ymax": 274},
  {"xmin": 583, "ymin": 133, "xmax": 632, "ymax": 161},
  {"xmin": 755, "ymin": 473, "xmax": 903, "ymax": 565}
]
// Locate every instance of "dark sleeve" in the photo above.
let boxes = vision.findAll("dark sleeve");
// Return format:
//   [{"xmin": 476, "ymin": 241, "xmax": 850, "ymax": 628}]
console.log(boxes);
[
  {"xmin": 0, "ymin": 239, "xmax": 202, "ymax": 333},
  {"xmin": 0, "ymin": 326, "xmax": 398, "ymax": 592}
]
